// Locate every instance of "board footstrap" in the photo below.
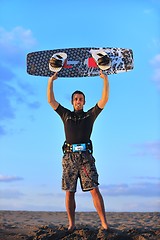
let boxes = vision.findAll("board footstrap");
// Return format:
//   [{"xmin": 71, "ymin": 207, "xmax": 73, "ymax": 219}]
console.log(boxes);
[
  {"xmin": 90, "ymin": 49, "xmax": 111, "ymax": 70},
  {"xmin": 49, "ymin": 52, "xmax": 67, "ymax": 72}
]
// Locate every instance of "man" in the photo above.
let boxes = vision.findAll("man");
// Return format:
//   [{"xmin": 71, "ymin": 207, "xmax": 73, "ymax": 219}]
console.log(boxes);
[{"xmin": 47, "ymin": 70, "xmax": 109, "ymax": 231}]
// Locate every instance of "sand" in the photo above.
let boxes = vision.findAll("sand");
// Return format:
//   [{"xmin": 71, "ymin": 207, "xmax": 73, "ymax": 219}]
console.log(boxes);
[{"xmin": 0, "ymin": 211, "xmax": 159, "ymax": 240}]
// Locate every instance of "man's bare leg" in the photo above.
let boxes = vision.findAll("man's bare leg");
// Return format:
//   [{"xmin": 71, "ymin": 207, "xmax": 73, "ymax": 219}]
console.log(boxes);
[
  {"xmin": 65, "ymin": 191, "xmax": 76, "ymax": 231},
  {"xmin": 90, "ymin": 187, "xmax": 108, "ymax": 229}
]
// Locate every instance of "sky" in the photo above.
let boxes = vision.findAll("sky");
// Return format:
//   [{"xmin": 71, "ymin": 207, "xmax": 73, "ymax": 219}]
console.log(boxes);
[{"xmin": 0, "ymin": 0, "xmax": 160, "ymax": 212}]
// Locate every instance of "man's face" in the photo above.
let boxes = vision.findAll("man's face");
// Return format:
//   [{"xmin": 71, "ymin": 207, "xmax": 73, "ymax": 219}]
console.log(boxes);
[{"xmin": 72, "ymin": 93, "xmax": 85, "ymax": 111}]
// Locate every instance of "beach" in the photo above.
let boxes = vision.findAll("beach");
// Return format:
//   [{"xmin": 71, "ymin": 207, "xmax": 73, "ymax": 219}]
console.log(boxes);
[{"xmin": 0, "ymin": 211, "xmax": 159, "ymax": 239}]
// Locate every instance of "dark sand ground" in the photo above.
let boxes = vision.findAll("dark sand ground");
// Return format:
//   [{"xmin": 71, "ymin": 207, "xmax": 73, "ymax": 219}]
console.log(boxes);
[{"xmin": 0, "ymin": 211, "xmax": 159, "ymax": 239}]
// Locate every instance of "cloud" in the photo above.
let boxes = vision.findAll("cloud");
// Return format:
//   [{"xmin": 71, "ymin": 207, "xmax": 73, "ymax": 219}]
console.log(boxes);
[
  {"xmin": 0, "ymin": 26, "xmax": 36, "ymax": 80},
  {"xmin": 0, "ymin": 174, "xmax": 24, "ymax": 182},
  {"xmin": 131, "ymin": 199, "xmax": 160, "ymax": 212},
  {"xmin": 0, "ymin": 26, "xmax": 36, "ymax": 67},
  {"xmin": 152, "ymin": 38, "xmax": 160, "ymax": 48},
  {"xmin": 108, "ymin": 199, "xmax": 160, "ymax": 212},
  {"xmin": 132, "ymin": 140, "xmax": 160, "ymax": 160},
  {"xmin": 0, "ymin": 27, "xmax": 41, "ymax": 136},
  {"xmin": 0, "ymin": 26, "xmax": 36, "ymax": 48},
  {"xmin": 143, "ymin": 8, "xmax": 153, "ymax": 14},
  {"xmin": 0, "ymin": 125, "xmax": 6, "ymax": 135},
  {"xmin": 150, "ymin": 54, "xmax": 160, "ymax": 90},
  {"xmin": 0, "ymin": 189, "xmax": 25, "ymax": 199},
  {"xmin": 100, "ymin": 181, "xmax": 160, "ymax": 197},
  {"xmin": 0, "ymin": 74, "xmax": 23, "ymax": 135},
  {"xmin": 151, "ymin": 54, "xmax": 160, "ymax": 66},
  {"xmin": 134, "ymin": 176, "xmax": 160, "ymax": 181},
  {"xmin": 0, "ymin": 75, "xmax": 16, "ymax": 121},
  {"xmin": 0, "ymin": 64, "xmax": 15, "ymax": 81}
]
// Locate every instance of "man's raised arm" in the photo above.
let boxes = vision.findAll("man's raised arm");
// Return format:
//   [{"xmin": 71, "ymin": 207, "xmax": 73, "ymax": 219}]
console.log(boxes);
[
  {"xmin": 98, "ymin": 70, "xmax": 109, "ymax": 109},
  {"xmin": 47, "ymin": 73, "xmax": 59, "ymax": 110}
]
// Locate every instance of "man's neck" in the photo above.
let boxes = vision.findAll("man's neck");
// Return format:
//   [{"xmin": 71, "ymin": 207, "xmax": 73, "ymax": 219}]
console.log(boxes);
[{"xmin": 74, "ymin": 109, "xmax": 84, "ymax": 113}]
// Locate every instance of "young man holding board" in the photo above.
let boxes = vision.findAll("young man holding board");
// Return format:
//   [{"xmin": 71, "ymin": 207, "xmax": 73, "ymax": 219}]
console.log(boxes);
[{"xmin": 47, "ymin": 70, "xmax": 109, "ymax": 232}]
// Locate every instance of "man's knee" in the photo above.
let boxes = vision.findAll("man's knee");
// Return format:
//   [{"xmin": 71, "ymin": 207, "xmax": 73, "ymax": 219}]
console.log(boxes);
[
  {"xmin": 90, "ymin": 187, "xmax": 101, "ymax": 196},
  {"xmin": 66, "ymin": 191, "xmax": 75, "ymax": 199}
]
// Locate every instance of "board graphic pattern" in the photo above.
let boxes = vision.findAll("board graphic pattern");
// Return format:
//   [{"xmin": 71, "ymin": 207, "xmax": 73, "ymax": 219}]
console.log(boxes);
[{"xmin": 27, "ymin": 47, "xmax": 134, "ymax": 77}]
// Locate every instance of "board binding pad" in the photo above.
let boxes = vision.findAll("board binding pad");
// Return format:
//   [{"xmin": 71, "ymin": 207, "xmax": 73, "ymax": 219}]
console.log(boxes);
[{"xmin": 27, "ymin": 47, "xmax": 134, "ymax": 77}]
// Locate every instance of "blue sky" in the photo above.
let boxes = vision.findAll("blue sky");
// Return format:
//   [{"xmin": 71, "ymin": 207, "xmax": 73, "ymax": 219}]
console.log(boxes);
[{"xmin": 0, "ymin": 0, "xmax": 160, "ymax": 212}]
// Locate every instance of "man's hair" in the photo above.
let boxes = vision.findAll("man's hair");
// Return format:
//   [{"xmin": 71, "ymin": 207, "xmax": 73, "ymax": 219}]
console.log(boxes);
[{"xmin": 71, "ymin": 90, "xmax": 85, "ymax": 102}]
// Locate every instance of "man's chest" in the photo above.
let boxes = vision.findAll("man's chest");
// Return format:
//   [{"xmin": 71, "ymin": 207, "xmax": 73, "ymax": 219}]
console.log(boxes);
[{"xmin": 64, "ymin": 113, "xmax": 93, "ymax": 128}]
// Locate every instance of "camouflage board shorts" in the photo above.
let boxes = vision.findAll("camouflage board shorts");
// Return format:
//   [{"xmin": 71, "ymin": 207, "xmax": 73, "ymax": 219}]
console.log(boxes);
[{"xmin": 62, "ymin": 152, "xmax": 99, "ymax": 192}]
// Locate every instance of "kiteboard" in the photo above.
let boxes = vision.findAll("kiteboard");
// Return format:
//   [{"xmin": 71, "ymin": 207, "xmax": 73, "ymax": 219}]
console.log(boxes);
[{"xmin": 27, "ymin": 47, "xmax": 134, "ymax": 77}]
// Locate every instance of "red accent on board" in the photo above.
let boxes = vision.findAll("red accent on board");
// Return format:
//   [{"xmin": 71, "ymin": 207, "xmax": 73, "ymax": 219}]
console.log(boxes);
[
  {"xmin": 88, "ymin": 57, "xmax": 98, "ymax": 68},
  {"xmin": 63, "ymin": 60, "xmax": 72, "ymax": 69}
]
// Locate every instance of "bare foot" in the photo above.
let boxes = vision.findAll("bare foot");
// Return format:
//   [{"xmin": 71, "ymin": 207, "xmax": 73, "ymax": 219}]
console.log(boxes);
[
  {"xmin": 101, "ymin": 223, "xmax": 109, "ymax": 230},
  {"xmin": 68, "ymin": 225, "xmax": 76, "ymax": 233}
]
